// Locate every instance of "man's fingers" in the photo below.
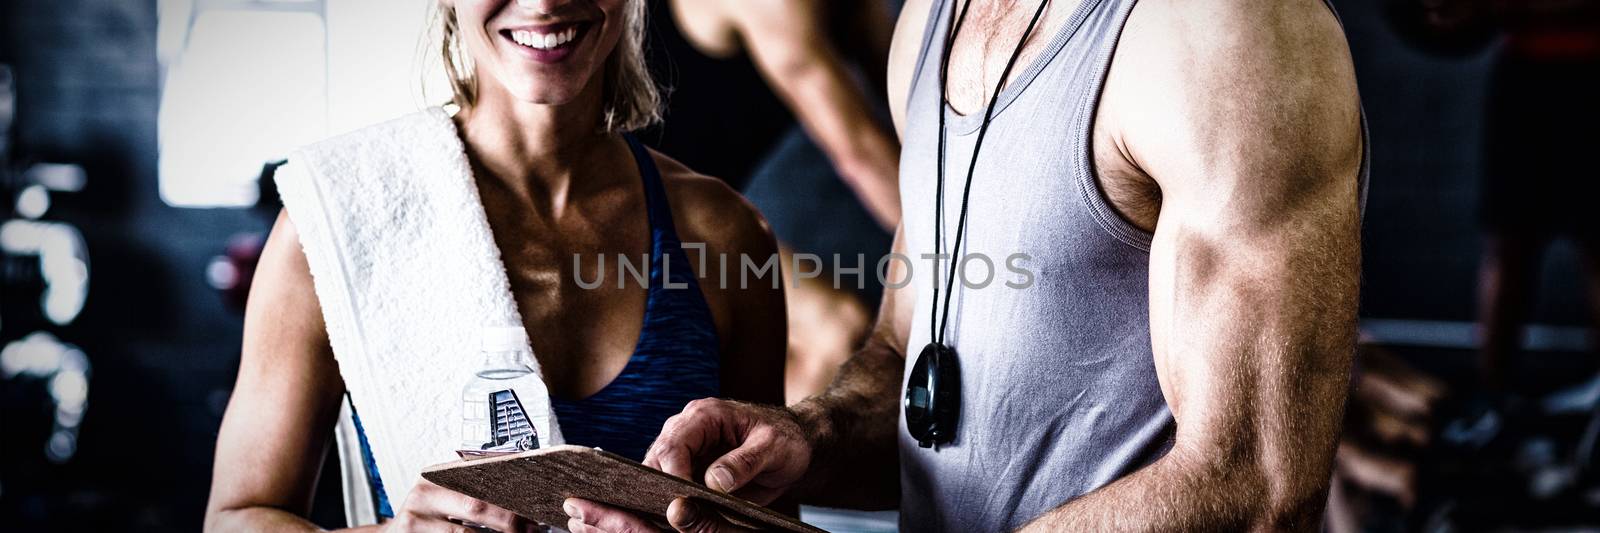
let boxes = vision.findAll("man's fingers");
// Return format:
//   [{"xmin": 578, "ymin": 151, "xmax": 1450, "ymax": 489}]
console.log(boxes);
[
  {"xmin": 648, "ymin": 436, "xmax": 694, "ymax": 481},
  {"xmin": 646, "ymin": 400, "xmax": 806, "ymax": 504},
  {"xmin": 727, "ymin": 484, "xmax": 789, "ymax": 507},
  {"xmin": 648, "ymin": 400, "xmax": 730, "ymax": 479},
  {"xmin": 704, "ymin": 433, "xmax": 775, "ymax": 494},
  {"xmin": 567, "ymin": 520, "xmax": 606, "ymax": 533},
  {"xmin": 564, "ymin": 497, "xmax": 661, "ymax": 533},
  {"xmin": 667, "ymin": 498, "xmax": 756, "ymax": 533}
]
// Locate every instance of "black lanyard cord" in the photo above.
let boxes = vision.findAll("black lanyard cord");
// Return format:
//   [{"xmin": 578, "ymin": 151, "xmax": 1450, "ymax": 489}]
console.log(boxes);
[{"xmin": 931, "ymin": 0, "xmax": 1052, "ymax": 347}]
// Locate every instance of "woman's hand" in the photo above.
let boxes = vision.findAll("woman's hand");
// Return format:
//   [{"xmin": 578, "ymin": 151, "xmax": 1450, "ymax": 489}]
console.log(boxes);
[
  {"xmin": 562, "ymin": 497, "xmax": 758, "ymax": 533},
  {"xmin": 382, "ymin": 478, "xmax": 535, "ymax": 533}
]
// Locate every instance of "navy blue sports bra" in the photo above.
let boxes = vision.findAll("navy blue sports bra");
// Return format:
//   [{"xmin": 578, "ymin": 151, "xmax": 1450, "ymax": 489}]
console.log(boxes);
[{"xmin": 354, "ymin": 134, "xmax": 722, "ymax": 517}]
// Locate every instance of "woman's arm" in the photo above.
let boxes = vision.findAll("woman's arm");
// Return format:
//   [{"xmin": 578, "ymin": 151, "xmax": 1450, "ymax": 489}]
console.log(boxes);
[
  {"xmin": 560, "ymin": 159, "xmax": 794, "ymax": 532},
  {"xmin": 207, "ymin": 211, "xmax": 531, "ymax": 532},
  {"xmin": 714, "ymin": 197, "xmax": 787, "ymax": 410},
  {"xmin": 650, "ymin": 154, "xmax": 787, "ymax": 410},
  {"xmin": 205, "ymin": 210, "xmax": 359, "ymax": 532}
]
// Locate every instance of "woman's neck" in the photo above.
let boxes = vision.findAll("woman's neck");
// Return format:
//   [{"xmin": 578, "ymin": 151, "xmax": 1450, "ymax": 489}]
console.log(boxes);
[{"xmin": 455, "ymin": 84, "xmax": 625, "ymax": 219}]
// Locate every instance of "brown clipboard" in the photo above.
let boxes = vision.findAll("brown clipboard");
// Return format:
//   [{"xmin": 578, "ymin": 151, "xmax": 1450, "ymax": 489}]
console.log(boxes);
[{"xmin": 421, "ymin": 445, "xmax": 825, "ymax": 532}]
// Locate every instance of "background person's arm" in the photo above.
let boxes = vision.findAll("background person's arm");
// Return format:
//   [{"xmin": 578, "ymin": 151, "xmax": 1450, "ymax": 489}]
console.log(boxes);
[
  {"xmin": 717, "ymin": 0, "xmax": 903, "ymax": 229},
  {"xmin": 1020, "ymin": 0, "xmax": 1364, "ymax": 530}
]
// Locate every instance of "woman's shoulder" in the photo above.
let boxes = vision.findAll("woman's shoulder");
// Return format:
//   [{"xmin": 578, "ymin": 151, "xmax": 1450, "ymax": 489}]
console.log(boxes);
[
  {"xmin": 274, "ymin": 107, "xmax": 461, "ymax": 245},
  {"xmin": 294, "ymin": 107, "xmax": 454, "ymax": 161},
  {"xmin": 649, "ymin": 149, "xmax": 777, "ymax": 257},
  {"xmin": 279, "ymin": 106, "xmax": 458, "ymax": 199}
]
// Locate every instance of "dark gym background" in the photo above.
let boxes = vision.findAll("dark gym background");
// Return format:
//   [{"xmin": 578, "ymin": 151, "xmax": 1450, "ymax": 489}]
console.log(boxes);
[{"xmin": 0, "ymin": 0, "xmax": 1591, "ymax": 531}]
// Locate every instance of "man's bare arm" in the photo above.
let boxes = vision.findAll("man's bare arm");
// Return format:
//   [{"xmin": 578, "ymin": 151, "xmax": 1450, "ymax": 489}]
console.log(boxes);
[
  {"xmin": 1022, "ymin": 0, "xmax": 1363, "ymax": 530},
  {"xmin": 719, "ymin": 0, "xmax": 903, "ymax": 228},
  {"xmin": 644, "ymin": 226, "xmax": 914, "ymax": 510},
  {"xmin": 727, "ymin": 1, "xmax": 930, "ymax": 507},
  {"xmin": 583, "ymin": 245, "xmax": 910, "ymax": 528},
  {"xmin": 786, "ymin": 225, "xmax": 915, "ymax": 509},
  {"xmin": 632, "ymin": 7, "xmax": 930, "ymax": 515}
]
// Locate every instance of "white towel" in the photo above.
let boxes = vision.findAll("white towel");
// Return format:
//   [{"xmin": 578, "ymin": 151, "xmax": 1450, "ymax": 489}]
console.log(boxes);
[{"xmin": 275, "ymin": 106, "xmax": 564, "ymax": 508}]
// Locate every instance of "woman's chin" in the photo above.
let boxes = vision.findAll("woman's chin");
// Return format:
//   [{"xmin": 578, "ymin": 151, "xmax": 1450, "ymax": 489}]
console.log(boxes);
[
  {"xmin": 516, "ymin": 91, "xmax": 585, "ymax": 108},
  {"xmin": 484, "ymin": 82, "xmax": 590, "ymax": 109}
]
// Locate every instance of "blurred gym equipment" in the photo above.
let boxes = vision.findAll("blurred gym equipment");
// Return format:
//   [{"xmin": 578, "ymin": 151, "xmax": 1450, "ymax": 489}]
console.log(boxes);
[{"xmin": 0, "ymin": 62, "xmax": 95, "ymax": 494}]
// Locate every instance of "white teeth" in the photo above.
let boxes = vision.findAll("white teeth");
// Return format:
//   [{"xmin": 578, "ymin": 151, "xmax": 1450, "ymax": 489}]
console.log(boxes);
[{"xmin": 509, "ymin": 27, "xmax": 579, "ymax": 50}]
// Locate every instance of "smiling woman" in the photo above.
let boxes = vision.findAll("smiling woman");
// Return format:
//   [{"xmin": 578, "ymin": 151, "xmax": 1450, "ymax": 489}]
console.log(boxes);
[
  {"xmin": 436, "ymin": 0, "xmax": 658, "ymax": 132},
  {"xmin": 202, "ymin": 0, "xmax": 787, "ymax": 531}
]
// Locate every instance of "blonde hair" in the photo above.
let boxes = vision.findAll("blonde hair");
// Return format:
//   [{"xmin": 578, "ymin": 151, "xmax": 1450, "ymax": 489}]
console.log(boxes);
[{"xmin": 435, "ymin": 0, "xmax": 661, "ymax": 132}]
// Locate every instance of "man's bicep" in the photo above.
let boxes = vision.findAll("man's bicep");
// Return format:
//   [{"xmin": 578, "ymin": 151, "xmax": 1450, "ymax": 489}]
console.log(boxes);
[
  {"xmin": 1132, "ymin": 0, "xmax": 1364, "ymax": 472},
  {"xmin": 1147, "ymin": 200, "xmax": 1360, "ymax": 437},
  {"xmin": 1143, "ymin": 135, "xmax": 1363, "ymax": 456},
  {"xmin": 1137, "ymin": 182, "xmax": 1358, "ymax": 524}
]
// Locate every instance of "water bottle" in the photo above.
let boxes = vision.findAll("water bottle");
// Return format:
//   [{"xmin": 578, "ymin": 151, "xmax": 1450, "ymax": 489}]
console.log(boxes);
[{"xmin": 459, "ymin": 326, "xmax": 553, "ymax": 452}]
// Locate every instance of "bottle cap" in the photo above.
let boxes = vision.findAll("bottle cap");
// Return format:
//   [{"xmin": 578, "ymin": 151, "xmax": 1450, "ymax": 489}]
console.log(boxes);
[{"xmin": 481, "ymin": 326, "xmax": 530, "ymax": 352}]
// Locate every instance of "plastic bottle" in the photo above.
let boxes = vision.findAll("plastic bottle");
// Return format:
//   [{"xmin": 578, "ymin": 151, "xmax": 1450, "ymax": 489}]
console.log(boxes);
[{"xmin": 459, "ymin": 326, "xmax": 553, "ymax": 452}]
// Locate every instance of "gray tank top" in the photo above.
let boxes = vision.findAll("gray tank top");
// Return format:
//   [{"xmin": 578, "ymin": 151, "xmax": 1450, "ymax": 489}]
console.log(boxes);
[{"xmin": 894, "ymin": 0, "xmax": 1367, "ymax": 531}]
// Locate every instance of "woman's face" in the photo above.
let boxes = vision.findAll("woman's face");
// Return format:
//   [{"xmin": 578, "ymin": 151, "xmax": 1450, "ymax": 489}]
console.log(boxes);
[{"xmin": 449, "ymin": 0, "xmax": 627, "ymax": 107}]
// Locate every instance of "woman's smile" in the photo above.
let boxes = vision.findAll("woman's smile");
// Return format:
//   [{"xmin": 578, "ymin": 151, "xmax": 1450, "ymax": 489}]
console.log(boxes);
[{"xmin": 499, "ymin": 22, "xmax": 592, "ymax": 64}]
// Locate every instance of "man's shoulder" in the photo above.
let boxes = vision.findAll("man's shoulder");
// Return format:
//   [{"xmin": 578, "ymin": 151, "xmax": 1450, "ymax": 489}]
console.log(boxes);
[
  {"xmin": 1107, "ymin": 0, "xmax": 1361, "ymax": 185},
  {"xmin": 1119, "ymin": 0, "xmax": 1349, "ymax": 65}
]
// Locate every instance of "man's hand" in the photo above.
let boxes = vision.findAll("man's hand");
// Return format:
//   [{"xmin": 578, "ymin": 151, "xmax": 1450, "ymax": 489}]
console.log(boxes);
[
  {"xmin": 570, "ymin": 225, "xmax": 918, "ymax": 530},
  {"xmin": 562, "ymin": 399, "xmax": 816, "ymax": 532},
  {"xmin": 645, "ymin": 399, "xmax": 815, "ymax": 505}
]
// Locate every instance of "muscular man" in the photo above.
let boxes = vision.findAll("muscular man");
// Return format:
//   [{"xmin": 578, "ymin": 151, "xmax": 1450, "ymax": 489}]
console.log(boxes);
[{"xmin": 568, "ymin": 0, "xmax": 1367, "ymax": 530}]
